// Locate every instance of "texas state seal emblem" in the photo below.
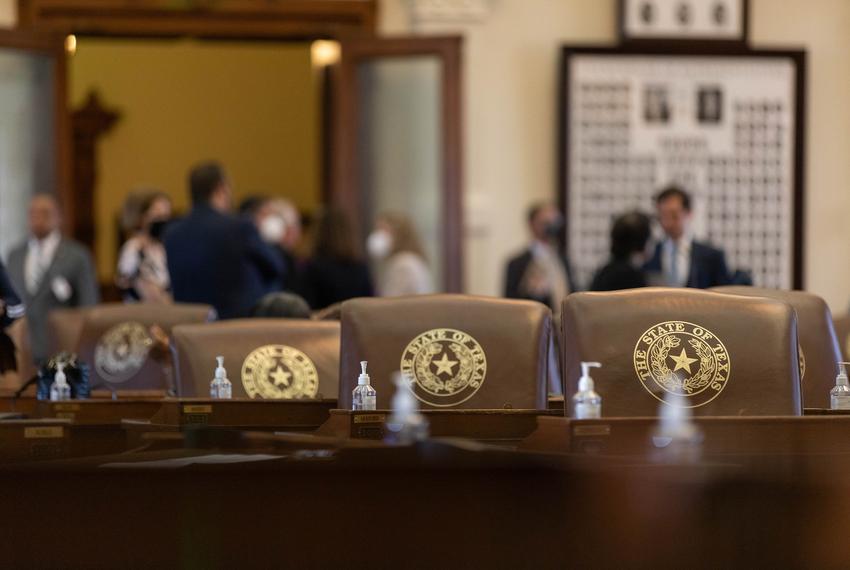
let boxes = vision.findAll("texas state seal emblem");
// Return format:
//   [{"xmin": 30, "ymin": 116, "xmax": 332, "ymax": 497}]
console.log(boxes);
[
  {"xmin": 400, "ymin": 328, "xmax": 487, "ymax": 407},
  {"xmin": 633, "ymin": 320, "xmax": 731, "ymax": 408},
  {"xmin": 241, "ymin": 345, "xmax": 319, "ymax": 399}
]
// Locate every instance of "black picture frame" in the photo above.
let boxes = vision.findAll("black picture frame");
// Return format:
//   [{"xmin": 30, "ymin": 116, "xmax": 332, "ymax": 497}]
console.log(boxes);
[
  {"xmin": 558, "ymin": 44, "xmax": 807, "ymax": 289},
  {"xmin": 618, "ymin": 0, "xmax": 750, "ymax": 47}
]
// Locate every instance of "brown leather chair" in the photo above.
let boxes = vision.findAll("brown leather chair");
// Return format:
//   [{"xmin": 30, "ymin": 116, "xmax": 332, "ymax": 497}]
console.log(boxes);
[
  {"xmin": 171, "ymin": 319, "xmax": 339, "ymax": 400},
  {"xmin": 713, "ymin": 286, "xmax": 842, "ymax": 408},
  {"xmin": 339, "ymin": 295, "xmax": 552, "ymax": 410},
  {"xmin": 76, "ymin": 303, "xmax": 215, "ymax": 394},
  {"xmin": 562, "ymin": 288, "xmax": 801, "ymax": 416},
  {"xmin": 833, "ymin": 313, "xmax": 850, "ymax": 361},
  {"xmin": 47, "ymin": 307, "xmax": 90, "ymax": 357}
]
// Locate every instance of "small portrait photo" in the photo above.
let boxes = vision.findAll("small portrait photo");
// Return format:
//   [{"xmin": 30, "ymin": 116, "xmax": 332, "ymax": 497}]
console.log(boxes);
[
  {"xmin": 697, "ymin": 86, "xmax": 724, "ymax": 124},
  {"xmin": 643, "ymin": 85, "xmax": 671, "ymax": 124}
]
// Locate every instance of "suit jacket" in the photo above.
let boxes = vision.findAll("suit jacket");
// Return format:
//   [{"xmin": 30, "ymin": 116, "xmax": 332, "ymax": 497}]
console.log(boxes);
[
  {"xmin": 644, "ymin": 239, "xmax": 731, "ymax": 289},
  {"xmin": 7, "ymin": 238, "xmax": 99, "ymax": 362},
  {"xmin": 504, "ymin": 247, "xmax": 576, "ymax": 306},
  {"xmin": 164, "ymin": 205, "xmax": 283, "ymax": 319}
]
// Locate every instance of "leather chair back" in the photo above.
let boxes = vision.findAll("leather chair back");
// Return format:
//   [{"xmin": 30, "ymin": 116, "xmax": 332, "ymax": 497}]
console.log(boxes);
[
  {"xmin": 713, "ymin": 286, "xmax": 841, "ymax": 408},
  {"xmin": 833, "ymin": 314, "xmax": 850, "ymax": 361},
  {"xmin": 76, "ymin": 303, "xmax": 215, "ymax": 393},
  {"xmin": 562, "ymin": 288, "xmax": 801, "ymax": 416},
  {"xmin": 47, "ymin": 307, "xmax": 90, "ymax": 357},
  {"xmin": 339, "ymin": 295, "xmax": 552, "ymax": 410},
  {"xmin": 172, "ymin": 319, "xmax": 339, "ymax": 399}
]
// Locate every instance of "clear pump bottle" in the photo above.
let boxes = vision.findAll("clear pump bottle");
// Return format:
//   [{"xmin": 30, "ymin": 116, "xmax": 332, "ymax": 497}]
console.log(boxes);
[
  {"xmin": 386, "ymin": 372, "xmax": 429, "ymax": 444},
  {"xmin": 352, "ymin": 361, "xmax": 377, "ymax": 411},
  {"xmin": 830, "ymin": 362, "xmax": 850, "ymax": 410},
  {"xmin": 573, "ymin": 361, "xmax": 602, "ymax": 419},
  {"xmin": 49, "ymin": 362, "xmax": 71, "ymax": 402},
  {"xmin": 210, "ymin": 356, "xmax": 232, "ymax": 399}
]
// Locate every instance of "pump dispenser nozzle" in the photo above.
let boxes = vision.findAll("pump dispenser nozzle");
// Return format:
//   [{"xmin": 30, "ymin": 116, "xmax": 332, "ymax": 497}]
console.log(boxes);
[
  {"xmin": 578, "ymin": 361, "xmax": 602, "ymax": 391},
  {"xmin": 358, "ymin": 361, "xmax": 370, "ymax": 386},
  {"xmin": 215, "ymin": 356, "xmax": 226, "ymax": 379},
  {"xmin": 838, "ymin": 362, "xmax": 850, "ymax": 386}
]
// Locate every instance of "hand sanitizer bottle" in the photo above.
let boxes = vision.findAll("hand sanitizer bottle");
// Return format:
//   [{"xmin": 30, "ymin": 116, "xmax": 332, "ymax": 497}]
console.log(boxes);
[
  {"xmin": 572, "ymin": 361, "xmax": 602, "ymax": 419},
  {"xmin": 652, "ymin": 391, "xmax": 703, "ymax": 464},
  {"xmin": 830, "ymin": 362, "xmax": 850, "ymax": 410},
  {"xmin": 352, "ymin": 361, "xmax": 377, "ymax": 411},
  {"xmin": 210, "ymin": 356, "xmax": 232, "ymax": 399},
  {"xmin": 50, "ymin": 362, "xmax": 71, "ymax": 401},
  {"xmin": 386, "ymin": 372, "xmax": 429, "ymax": 444}
]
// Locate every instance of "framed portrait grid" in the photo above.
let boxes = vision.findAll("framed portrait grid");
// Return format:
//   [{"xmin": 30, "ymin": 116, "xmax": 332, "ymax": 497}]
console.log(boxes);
[{"xmin": 559, "ymin": 46, "xmax": 806, "ymax": 290}]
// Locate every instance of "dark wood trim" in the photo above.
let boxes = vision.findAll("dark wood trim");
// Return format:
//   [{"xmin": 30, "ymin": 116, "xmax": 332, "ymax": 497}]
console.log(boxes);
[
  {"xmin": 0, "ymin": 30, "xmax": 71, "ymax": 237},
  {"xmin": 617, "ymin": 0, "xmax": 750, "ymax": 47},
  {"xmin": 559, "ymin": 44, "xmax": 807, "ymax": 289},
  {"xmin": 331, "ymin": 36, "xmax": 464, "ymax": 293},
  {"xmin": 18, "ymin": 0, "xmax": 377, "ymax": 39}
]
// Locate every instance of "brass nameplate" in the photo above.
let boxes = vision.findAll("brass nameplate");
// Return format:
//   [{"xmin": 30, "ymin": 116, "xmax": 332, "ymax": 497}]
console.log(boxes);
[
  {"xmin": 572, "ymin": 425, "xmax": 611, "ymax": 437},
  {"xmin": 183, "ymin": 405, "xmax": 212, "ymax": 414},
  {"xmin": 56, "ymin": 413, "xmax": 76, "ymax": 420},
  {"xmin": 53, "ymin": 403, "xmax": 80, "ymax": 412},
  {"xmin": 353, "ymin": 414, "xmax": 385, "ymax": 424},
  {"xmin": 24, "ymin": 426, "xmax": 64, "ymax": 439}
]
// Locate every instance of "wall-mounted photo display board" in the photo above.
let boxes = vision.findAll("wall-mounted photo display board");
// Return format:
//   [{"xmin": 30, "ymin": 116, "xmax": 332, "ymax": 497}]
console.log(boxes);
[{"xmin": 560, "ymin": 47, "xmax": 806, "ymax": 289}]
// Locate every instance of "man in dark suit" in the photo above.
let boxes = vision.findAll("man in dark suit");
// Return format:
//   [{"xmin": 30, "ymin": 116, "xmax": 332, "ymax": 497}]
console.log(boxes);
[
  {"xmin": 7, "ymin": 194, "xmax": 99, "ymax": 363},
  {"xmin": 644, "ymin": 186, "xmax": 730, "ymax": 289},
  {"xmin": 164, "ymin": 162, "xmax": 283, "ymax": 319},
  {"xmin": 504, "ymin": 202, "xmax": 574, "ymax": 311}
]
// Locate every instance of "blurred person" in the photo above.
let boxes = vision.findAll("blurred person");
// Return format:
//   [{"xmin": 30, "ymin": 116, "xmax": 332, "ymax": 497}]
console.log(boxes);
[
  {"xmin": 7, "ymin": 194, "xmax": 99, "ymax": 363},
  {"xmin": 644, "ymin": 186, "xmax": 730, "ymax": 288},
  {"xmin": 590, "ymin": 211, "xmax": 652, "ymax": 291},
  {"xmin": 251, "ymin": 292, "xmax": 312, "ymax": 319},
  {"xmin": 240, "ymin": 196, "xmax": 304, "ymax": 292},
  {"xmin": 0, "ymin": 260, "xmax": 24, "ymax": 376},
  {"xmin": 367, "ymin": 211, "xmax": 433, "ymax": 297},
  {"xmin": 504, "ymin": 202, "xmax": 574, "ymax": 312},
  {"xmin": 300, "ymin": 207, "xmax": 373, "ymax": 310},
  {"xmin": 164, "ymin": 162, "xmax": 283, "ymax": 319},
  {"xmin": 116, "ymin": 189, "xmax": 173, "ymax": 303}
]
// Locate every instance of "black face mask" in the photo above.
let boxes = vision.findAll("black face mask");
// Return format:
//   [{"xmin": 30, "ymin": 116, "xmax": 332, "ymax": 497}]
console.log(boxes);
[
  {"xmin": 544, "ymin": 218, "xmax": 564, "ymax": 238},
  {"xmin": 148, "ymin": 219, "xmax": 169, "ymax": 242}
]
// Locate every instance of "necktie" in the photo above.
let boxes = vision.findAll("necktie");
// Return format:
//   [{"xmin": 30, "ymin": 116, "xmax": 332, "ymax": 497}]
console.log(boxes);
[
  {"xmin": 27, "ymin": 242, "xmax": 47, "ymax": 294},
  {"xmin": 668, "ymin": 242, "xmax": 679, "ymax": 287}
]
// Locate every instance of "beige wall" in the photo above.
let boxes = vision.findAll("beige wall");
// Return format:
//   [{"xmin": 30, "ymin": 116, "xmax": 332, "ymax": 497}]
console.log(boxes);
[
  {"xmin": 0, "ymin": 0, "xmax": 847, "ymax": 308},
  {"xmin": 69, "ymin": 38, "xmax": 320, "ymax": 280},
  {"xmin": 379, "ymin": 0, "xmax": 850, "ymax": 312}
]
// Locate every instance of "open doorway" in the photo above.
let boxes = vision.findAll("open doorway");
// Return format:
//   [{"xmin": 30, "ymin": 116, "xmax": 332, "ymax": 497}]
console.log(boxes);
[
  {"xmin": 10, "ymin": 0, "xmax": 464, "ymax": 295},
  {"xmin": 68, "ymin": 37, "xmax": 322, "ymax": 287}
]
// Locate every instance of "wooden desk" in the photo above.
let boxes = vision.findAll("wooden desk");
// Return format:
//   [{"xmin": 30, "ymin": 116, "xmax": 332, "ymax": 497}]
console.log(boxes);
[
  {"xmin": 521, "ymin": 415, "xmax": 850, "ymax": 459},
  {"xmin": 316, "ymin": 409, "xmax": 561, "ymax": 444}
]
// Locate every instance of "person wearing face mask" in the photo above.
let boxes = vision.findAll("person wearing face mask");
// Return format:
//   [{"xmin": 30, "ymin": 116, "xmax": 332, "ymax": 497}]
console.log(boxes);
[
  {"xmin": 504, "ymin": 202, "xmax": 575, "ymax": 313},
  {"xmin": 367, "ymin": 212, "xmax": 433, "ymax": 297},
  {"xmin": 117, "ymin": 189, "xmax": 173, "ymax": 303},
  {"xmin": 165, "ymin": 162, "xmax": 283, "ymax": 319},
  {"xmin": 240, "ymin": 196, "xmax": 303, "ymax": 293},
  {"xmin": 590, "ymin": 211, "xmax": 652, "ymax": 291}
]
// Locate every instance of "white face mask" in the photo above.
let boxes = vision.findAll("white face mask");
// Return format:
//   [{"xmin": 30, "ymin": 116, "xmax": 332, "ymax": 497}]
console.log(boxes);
[
  {"xmin": 367, "ymin": 230, "xmax": 392, "ymax": 259},
  {"xmin": 260, "ymin": 215, "xmax": 286, "ymax": 244}
]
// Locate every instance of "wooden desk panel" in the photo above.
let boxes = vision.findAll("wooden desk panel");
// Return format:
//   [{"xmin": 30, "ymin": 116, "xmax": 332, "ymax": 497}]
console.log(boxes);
[
  {"xmin": 147, "ymin": 398, "xmax": 337, "ymax": 430},
  {"xmin": 521, "ymin": 416, "xmax": 850, "ymax": 458},
  {"xmin": 317, "ymin": 409, "xmax": 561, "ymax": 444},
  {"xmin": 32, "ymin": 400, "xmax": 163, "ymax": 424}
]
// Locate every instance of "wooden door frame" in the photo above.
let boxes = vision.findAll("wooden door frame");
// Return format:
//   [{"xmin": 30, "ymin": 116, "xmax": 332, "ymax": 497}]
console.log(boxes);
[
  {"xmin": 17, "ymin": 0, "xmax": 377, "ymax": 39},
  {"xmin": 0, "ymin": 29, "xmax": 71, "ymax": 235},
  {"xmin": 16, "ymin": 0, "xmax": 377, "ymax": 250},
  {"xmin": 331, "ymin": 36, "xmax": 464, "ymax": 293}
]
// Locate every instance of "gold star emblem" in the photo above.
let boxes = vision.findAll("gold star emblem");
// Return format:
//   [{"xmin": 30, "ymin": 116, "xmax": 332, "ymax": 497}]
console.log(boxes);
[
  {"xmin": 432, "ymin": 352, "xmax": 458, "ymax": 376},
  {"xmin": 669, "ymin": 348, "xmax": 698, "ymax": 374},
  {"xmin": 269, "ymin": 366, "xmax": 292, "ymax": 388}
]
